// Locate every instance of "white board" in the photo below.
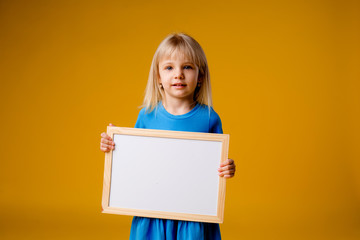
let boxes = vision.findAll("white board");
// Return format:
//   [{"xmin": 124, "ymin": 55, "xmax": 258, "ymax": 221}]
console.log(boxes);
[{"xmin": 101, "ymin": 127, "xmax": 229, "ymax": 223}]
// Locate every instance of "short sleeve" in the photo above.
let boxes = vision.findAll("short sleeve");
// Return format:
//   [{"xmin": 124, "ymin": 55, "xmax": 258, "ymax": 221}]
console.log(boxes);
[
  {"xmin": 134, "ymin": 108, "xmax": 145, "ymax": 128},
  {"xmin": 209, "ymin": 109, "xmax": 223, "ymax": 134}
]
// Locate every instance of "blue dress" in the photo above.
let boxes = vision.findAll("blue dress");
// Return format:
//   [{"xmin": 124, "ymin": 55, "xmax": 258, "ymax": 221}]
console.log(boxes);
[{"xmin": 130, "ymin": 102, "xmax": 223, "ymax": 240}]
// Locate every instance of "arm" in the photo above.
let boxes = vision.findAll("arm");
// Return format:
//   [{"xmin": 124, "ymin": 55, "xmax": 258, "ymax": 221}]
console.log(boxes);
[{"xmin": 209, "ymin": 109, "xmax": 236, "ymax": 179}]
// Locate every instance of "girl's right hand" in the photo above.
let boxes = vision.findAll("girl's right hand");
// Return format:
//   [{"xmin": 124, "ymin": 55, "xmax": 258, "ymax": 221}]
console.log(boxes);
[{"xmin": 100, "ymin": 123, "xmax": 115, "ymax": 152}]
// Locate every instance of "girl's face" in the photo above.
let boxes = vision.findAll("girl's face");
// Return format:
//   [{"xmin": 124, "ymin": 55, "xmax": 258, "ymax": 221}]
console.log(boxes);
[{"xmin": 158, "ymin": 51, "xmax": 199, "ymax": 103}]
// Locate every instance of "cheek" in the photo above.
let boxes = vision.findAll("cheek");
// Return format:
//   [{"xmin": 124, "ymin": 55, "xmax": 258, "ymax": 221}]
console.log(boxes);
[
  {"xmin": 158, "ymin": 72, "xmax": 165, "ymax": 83},
  {"xmin": 159, "ymin": 71, "xmax": 169, "ymax": 81},
  {"xmin": 191, "ymin": 72, "xmax": 199, "ymax": 83}
]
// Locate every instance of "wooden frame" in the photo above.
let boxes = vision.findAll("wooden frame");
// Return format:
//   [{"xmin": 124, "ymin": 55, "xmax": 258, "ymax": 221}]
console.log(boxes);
[{"xmin": 101, "ymin": 127, "xmax": 229, "ymax": 223}]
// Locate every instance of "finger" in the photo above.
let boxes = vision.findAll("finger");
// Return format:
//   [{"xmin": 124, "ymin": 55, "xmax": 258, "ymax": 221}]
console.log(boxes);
[
  {"xmin": 101, "ymin": 138, "xmax": 114, "ymax": 145},
  {"xmin": 218, "ymin": 168, "xmax": 235, "ymax": 175},
  {"xmin": 100, "ymin": 132, "xmax": 112, "ymax": 140},
  {"xmin": 100, "ymin": 143, "xmax": 114, "ymax": 151},
  {"xmin": 101, "ymin": 142, "xmax": 115, "ymax": 149},
  {"xmin": 220, "ymin": 158, "xmax": 234, "ymax": 167},
  {"xmin": 218, "ymin": 170, "xmax": 235, "ymax": 178},
  {"xmin": 109, "ymin": 123, "xmax": 114, "ymax": 126},
  {"xmin": 220, "ymin": 160, "xmax": 236, "ymax": 169},
  {"xmin": 219, "ymin": 169, "xmax": 235, "ymax": 175},
  {"xmin": 100, "ymin": 146, "xmax": 111, "ymax": 152},
  {"xmin": 100, "ymin": 140, "xmax": 114, "ymax": 148},
  {"xmin": 101, "ymin": 132, "xmax": 113, "ymax": 141},
  {"xmin": 218, "ymin": 164, "xmax": 235, "ymax": 172}
]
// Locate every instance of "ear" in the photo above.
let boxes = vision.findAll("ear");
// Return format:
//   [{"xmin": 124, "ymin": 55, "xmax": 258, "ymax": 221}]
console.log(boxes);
[{"xmin": 157, "ymin": 76, "xmax": 163, "ymax": 89}]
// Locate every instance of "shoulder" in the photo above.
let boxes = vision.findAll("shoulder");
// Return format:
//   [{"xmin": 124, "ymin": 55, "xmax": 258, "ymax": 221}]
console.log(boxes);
[
  {"xmin": 197, "ymin": 104, "xmax": 223, "ymax": 134},
  {"xmin": 136, "ymin": 107, "xmax": 156, "ymax": 121},
  {"xmin": 195, "ymin": 104, "xmax": 221, "ymax": 120},
  {"xmin": 138, "ymin": 107, "xmax": 146, "ymax": 116},
  {"xmin": 135, "ymin": 106, "xmax": 160, "ymax": 128},
  {"xmin": 197, "ymin": 105, "xmax": 221, "ymax": 121},
  {"xmin": 209, "ymin": 106, "xmax": 222, "ymax": 133},
  {"xmin": 209, "ymin": 107, "xmax": 221, "ymax": 120},
  {"xmin": 137, "ymin": 106, "xmax": 157, "ymax": 117},
  {"xmin": 135, "ymin": 107, "xmax": 149, "ymax": 128},
  {"xmin": 209, "ymin": 107, "xmax": 222, "ymax": 127}
]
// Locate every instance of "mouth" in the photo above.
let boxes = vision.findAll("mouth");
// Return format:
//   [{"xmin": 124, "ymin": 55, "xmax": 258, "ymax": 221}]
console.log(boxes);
[{"xmin": 172, "ymin": 83, "xmax": 187, "ymax": 87}]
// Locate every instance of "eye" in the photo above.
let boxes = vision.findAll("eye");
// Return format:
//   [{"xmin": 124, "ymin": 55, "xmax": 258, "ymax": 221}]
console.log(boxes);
[
  {"xmin": 165, "ymin": 66, "xmax": 173, "ymax": 70},
  {"xmin": 184, "ymin": 65, "xmax": 193, "ymax": 70}
]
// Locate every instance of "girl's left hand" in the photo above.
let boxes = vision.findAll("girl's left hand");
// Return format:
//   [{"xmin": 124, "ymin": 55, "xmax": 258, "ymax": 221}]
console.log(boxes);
[{"xmin": 218, "ymin": 158, "xmax": 236, "ymax": 178}]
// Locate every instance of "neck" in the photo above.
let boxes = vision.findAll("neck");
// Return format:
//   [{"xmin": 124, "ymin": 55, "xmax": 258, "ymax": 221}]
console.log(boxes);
[{"xmin": 162, "ymin": 98, "xmax": 196, "ymax": 115}]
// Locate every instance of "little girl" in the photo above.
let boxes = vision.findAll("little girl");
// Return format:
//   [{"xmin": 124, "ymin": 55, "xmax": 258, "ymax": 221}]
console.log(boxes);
[{"xmin": 100, "ymin": 33, "xmax": 236, "ymax": 240}]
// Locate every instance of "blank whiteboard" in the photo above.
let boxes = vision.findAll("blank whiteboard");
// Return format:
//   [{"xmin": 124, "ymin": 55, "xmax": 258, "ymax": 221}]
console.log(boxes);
[{"xmin": 101, "ymin": 127, "xmax": 229, "ymax": 223}]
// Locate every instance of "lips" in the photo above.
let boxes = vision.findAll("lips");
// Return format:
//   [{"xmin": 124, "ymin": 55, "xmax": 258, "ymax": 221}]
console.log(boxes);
[{"xmin": 172, "ymin": 83, "xmax": 187, "ymax": 87}]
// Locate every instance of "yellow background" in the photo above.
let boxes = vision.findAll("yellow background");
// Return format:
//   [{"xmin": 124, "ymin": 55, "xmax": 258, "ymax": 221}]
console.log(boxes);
[{"xmin": 1, "ymin": 0, "xmax": 359, "ymax": 239}]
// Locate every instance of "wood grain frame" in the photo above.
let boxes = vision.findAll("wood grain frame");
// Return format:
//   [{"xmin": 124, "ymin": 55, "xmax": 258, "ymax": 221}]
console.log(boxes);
[{"xmin": 101, "ymin": 126, "xmax": 229, "ymax": 223}]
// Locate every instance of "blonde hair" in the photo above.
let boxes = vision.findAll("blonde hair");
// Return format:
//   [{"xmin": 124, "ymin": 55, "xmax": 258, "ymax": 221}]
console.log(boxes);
[{"xmin": 142, "ymin": 33, "xmax": 213, "ymax": 112}]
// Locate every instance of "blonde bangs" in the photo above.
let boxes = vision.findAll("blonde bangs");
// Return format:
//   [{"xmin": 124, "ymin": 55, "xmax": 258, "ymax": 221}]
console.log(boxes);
[{"xmin": 158, "ymin": 43, "xmax": 197, "ymax": 67}]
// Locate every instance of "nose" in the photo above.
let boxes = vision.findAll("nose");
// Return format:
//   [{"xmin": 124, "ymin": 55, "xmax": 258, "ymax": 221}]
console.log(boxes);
[{"xmin": 174, "ymin": 68, "xmax": 184, "ymax": 79}]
